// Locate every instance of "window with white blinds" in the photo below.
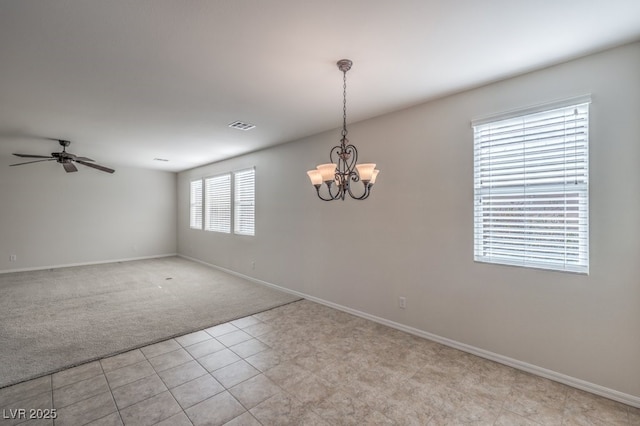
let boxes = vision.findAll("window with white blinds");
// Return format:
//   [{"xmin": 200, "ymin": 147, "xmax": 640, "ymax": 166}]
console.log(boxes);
[
  {"xmin": 190, "ymin": 179, "xmax": 203, "ymax": 229},
  {"xmin": 234, "ymin": 168, "xmax": 255, "ymax": 236},
  {"xmin": 205, "ymin": 174, "xmax": 231, "ymax": 233},
  {"xmin": 473, "ymin": 98, "xmax": 590, "ymax": 273}
]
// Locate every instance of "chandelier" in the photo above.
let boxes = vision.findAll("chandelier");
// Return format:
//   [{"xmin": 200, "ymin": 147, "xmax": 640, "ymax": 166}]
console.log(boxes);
[{"xmin": 306, "ymin": 59, "xmax": 379, "ymax": 201}]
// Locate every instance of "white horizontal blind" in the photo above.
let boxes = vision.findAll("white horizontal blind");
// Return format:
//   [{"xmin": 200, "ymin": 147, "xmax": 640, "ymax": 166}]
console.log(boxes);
[
  {"xmin": 234, "ymin": 168, "xmax": 255, "ymax": 235},
  {"xmin": 189, "ymin": 179, "xmax": 203, "ymax": 229},
  {"xmin": 473, "ymin": 101, "xmax": 589, "ymax": 273},
  {"xmin": 205, "ymin": 174, "xmax": 231, "ymax": 233}
]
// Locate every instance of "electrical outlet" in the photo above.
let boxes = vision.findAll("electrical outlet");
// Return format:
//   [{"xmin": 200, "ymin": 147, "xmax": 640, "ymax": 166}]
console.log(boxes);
[
  {"xmin": 399, "ymin": 296, "xmax": 407, "ymax": 309},
  {"xmin": 9, "ymin": 255, "xmax": 17, "ymax": 262},
  {"xmin": 251, "ymin": 261, "xmax": 255, "ymax": 270}
]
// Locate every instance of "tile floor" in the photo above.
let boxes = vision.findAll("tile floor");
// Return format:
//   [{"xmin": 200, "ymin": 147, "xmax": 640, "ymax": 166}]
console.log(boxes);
[{"xmin": 0, "ymin": 300, "xmax": 638, "ymax": 426}]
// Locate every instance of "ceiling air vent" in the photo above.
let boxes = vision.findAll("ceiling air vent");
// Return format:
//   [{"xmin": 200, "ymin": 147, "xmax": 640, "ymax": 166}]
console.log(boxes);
[{"xmin": 228, "ymin": 120, "xmax": 256, "ymax": 131}]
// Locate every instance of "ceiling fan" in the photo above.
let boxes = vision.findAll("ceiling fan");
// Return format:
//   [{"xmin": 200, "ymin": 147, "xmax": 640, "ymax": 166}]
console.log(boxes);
[{"xmin": 10, "ymin": 139, "xmax": 115, "ymax": 174}]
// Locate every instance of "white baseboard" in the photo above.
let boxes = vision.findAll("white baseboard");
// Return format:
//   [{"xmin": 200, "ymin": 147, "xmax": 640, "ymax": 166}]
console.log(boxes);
[
  {"xmin": 0, "ymin": 253, "xmax": 178, "ymax": 274},
  {"xmin": 180, "ymin": 254, "xmax": 640, "ymax": 409}
]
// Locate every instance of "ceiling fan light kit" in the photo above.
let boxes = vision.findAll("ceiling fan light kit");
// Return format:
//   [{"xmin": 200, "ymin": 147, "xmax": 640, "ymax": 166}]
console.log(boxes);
[{"xmin": 10, "ymin": 139, "xmax": 115, "ymax": 174}]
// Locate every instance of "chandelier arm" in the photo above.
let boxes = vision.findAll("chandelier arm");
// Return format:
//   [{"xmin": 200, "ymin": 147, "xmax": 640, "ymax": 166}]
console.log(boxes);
[
  {"xmin": 314, "ymin": 178, "xmax": 344, "ymax": 201},
  {"xmin": 328, "ymin": 180, "xmax": 344, "ymax": 200},
  {"xmin": 315, "ymin": 185, "xmax": 339, "ymax": 201},
  {"xmin": 346, "ymin": 179, "xmax": 372, "ymax": 200}
]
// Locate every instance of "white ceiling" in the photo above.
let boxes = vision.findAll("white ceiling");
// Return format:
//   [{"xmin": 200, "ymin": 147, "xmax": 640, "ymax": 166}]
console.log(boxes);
[{"xmin": 1, "ymin": 0, "xmax": 639, "ymax": 173}]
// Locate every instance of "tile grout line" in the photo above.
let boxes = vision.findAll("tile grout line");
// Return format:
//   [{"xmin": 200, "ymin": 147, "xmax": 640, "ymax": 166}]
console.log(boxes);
[
  {"xmin": 180, "ymin": 318, "xmax": 275, "ymax": 425},
  {"xmin": 139, "ymin": 329, "xmax": 266, "ymax": 423},
  {"xmin": 103, "ymin": 351, "xmax": 189, "ymax": 424},
  {"xmin": 46, "ymin": 364, "xmax": 118, "ymax": 425},
  {"xmin": 170, "ymin": 359, "xmax": 246, "ymax": 424},
  {"xmin": 96, "ymin": 356, "xmax": 124, "ymax": 426},
  {"xmin": 136, "ymin": 339, "xmax": 191, "ymax": 425},
  {"xmin": 48, "ymin": 374, "xmax": 54, "ymax": 426}
]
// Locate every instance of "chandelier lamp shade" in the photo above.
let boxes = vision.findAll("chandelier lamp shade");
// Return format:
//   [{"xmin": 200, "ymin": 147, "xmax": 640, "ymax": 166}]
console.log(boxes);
[{"xmin": 306, "ymin": 59, "xmax": 379, "ymax": 201}]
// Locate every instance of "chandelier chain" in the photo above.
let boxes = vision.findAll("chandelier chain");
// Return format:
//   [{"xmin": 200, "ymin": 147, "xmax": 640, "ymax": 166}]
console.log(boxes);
[{"xmin": 342, "ymin": 69, "xmax": 348, "ymax": 138}]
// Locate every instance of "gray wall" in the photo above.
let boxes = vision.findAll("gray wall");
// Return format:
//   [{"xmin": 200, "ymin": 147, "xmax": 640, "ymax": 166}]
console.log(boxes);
[
  {"xmin": 178, "ymin": 42, "xmax": 640, "ymax": 399},
  {"xmin": 0, "ymin": 163, "xmax": 177, "ymax": 271}
]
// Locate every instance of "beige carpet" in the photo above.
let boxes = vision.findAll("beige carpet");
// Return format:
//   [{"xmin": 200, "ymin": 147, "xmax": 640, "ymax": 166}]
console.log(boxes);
[{"xmin": 0, "ymin": 256, "xmax": 300, "ymax": 388}]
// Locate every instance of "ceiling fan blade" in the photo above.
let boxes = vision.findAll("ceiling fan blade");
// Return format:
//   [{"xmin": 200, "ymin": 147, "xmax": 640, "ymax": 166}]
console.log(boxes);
[
  {"xmin": 10, "ymin": 159, "xmax": 56, "ymax": 166},
  {"xmin": 74, "ymin": 156, "xmax": 94, "ymax": 162},
  {"xmin": 76, "ymin": 160, "xmax": 115, "ymax": 174},
  {"xmin": 13, "ymin": 153, "xmax": 54, "ymax": 159},
  {"xmin": 63, "ymin": 162, "xmax": 78, "ymax": 173}
]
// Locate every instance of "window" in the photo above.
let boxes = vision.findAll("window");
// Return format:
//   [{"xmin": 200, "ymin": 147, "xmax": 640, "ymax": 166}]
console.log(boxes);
[
  {"xmin": 473, "ymin": 97, "xmax": 590, "ymax": 273},
  {"xmin": 189, "ymin": 179, "xmax": 203, "ymax": 229},
  {"xmin": 234, "ymin": 168, "xmax": 255, "ymax": 236},
  {"xmin": 196, "ymin": 168, "xmax": 255, "ymax": 235},
  {"xmin": 205, "ymin": 174, "xmax": 231, "ymax": 233}
]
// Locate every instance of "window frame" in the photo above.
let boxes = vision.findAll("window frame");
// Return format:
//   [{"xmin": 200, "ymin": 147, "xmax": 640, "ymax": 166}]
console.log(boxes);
[
  {"xmin": 472, "ymin": 96, "xmax": 590, "ymax": 274},
  {"xmin": 190, "ymin": 167, "xmax": 256, "ymax": 236}
]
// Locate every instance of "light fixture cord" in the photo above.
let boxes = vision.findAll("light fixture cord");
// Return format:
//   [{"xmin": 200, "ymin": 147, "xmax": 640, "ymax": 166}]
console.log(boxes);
[{"xmin": 342, "ymin": 69, "xmax": 348, "ymax": 140}]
